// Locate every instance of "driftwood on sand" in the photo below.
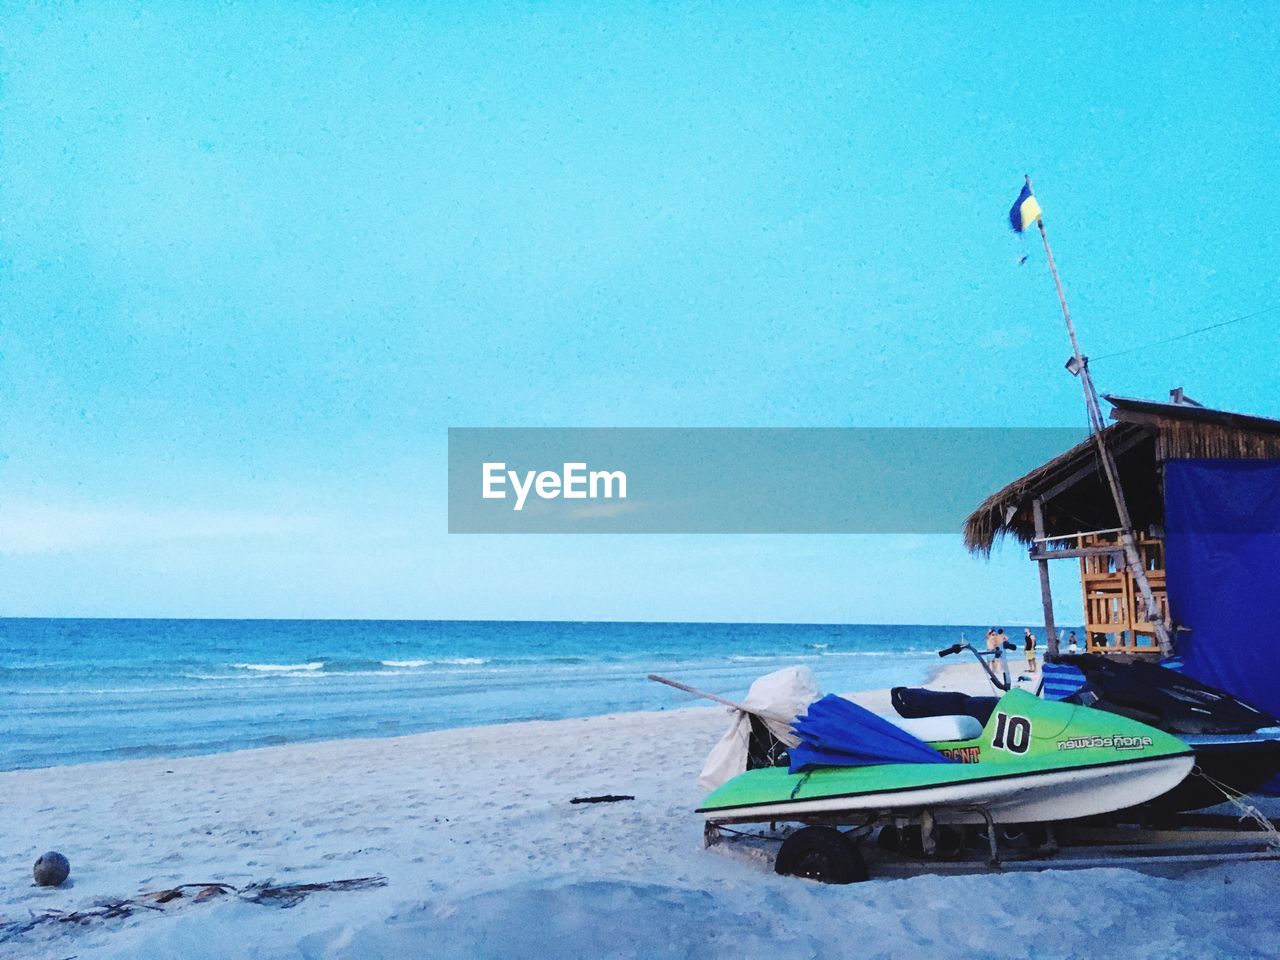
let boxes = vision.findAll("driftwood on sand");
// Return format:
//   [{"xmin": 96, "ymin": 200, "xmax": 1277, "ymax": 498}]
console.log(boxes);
[
  {"xmin": 0, "ymin": 876, "xmax": 387, "ymax": 943},
  {"xmin": 239, "ymin": 877, "xmax": 388, "ymax": 908}
]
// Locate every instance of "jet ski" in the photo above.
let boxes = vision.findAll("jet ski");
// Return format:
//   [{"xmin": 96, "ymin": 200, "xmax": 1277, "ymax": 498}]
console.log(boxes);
[
  {"xmin": 699, "ymin": 690, "xmax": 1194, "ymax": 826},
  {"xmin": 892, "ymin": 651, "xmax": 1280, "ymax": 812},
  {"xmin": 1056, "ymin": 654, "xmax": 1275, "ymax": 734},
  {"xmin": 1059, "ymin": 654, "xmax": 1280, "ymax": 810}
]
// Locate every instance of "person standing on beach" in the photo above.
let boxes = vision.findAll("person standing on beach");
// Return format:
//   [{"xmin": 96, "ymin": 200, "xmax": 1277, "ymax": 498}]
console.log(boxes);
[
  {"xmin": 1067, "ymin": 631, "xmax": 1079, "ymax": 655},
  {"xmin": 1024, "ymin": 628, "xmax": 1037, "ymax": 673},
  {"xmin": 984, "ymin": 628, "xmax": 1000, "ymax": 682}
]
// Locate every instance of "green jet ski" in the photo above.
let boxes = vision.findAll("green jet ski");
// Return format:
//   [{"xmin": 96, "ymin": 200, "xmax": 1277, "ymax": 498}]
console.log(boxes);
[{"xmin": 699, "ymin": 690, "xmax": 1193, "ymax": 826}]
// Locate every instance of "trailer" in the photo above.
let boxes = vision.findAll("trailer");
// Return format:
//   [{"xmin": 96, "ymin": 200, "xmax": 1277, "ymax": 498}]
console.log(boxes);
[{"xmin": 703, "ymin": 808, "xmax": 1280, "ymax": 884}]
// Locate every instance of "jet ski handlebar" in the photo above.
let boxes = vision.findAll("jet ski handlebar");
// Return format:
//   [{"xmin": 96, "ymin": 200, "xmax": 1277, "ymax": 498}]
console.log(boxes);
[
  {"xmin": 938, "ymin": 640, "xmax": 1014, "ymax": 655},
  {"xmin": 936, "ymin": 640, "xmax": 1013, "ymax": 691}
]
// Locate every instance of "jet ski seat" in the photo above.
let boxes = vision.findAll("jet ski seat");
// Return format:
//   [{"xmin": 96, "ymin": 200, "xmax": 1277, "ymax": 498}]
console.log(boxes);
[{"xmin": 891, "ymin": 686, "xmax": 999, "ymax": 727}]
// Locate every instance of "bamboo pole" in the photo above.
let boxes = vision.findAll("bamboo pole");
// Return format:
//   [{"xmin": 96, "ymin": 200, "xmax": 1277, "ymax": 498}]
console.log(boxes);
[
  {"xmin": 646, "ymin": 674, "xmax": 794, "ymax": 725},
  {"xmin": 1032, "ymin": 498, "xmax": 1059, "ymax": 659},
  {"xmin": 1026, "ymin": 176, "xmax": 1173, "ymax": 656}
]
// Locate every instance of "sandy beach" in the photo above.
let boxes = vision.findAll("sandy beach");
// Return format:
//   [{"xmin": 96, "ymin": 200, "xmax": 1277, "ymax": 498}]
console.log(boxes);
[{"xmin": 5, "ymin": 663, "xmax": 1280, "ymax": 960}]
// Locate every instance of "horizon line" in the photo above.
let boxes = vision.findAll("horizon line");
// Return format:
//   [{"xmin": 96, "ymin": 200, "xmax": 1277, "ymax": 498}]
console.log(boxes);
[{"xmin": 0, "ymin": 614, "xmax": 1069, "ymax": 628}]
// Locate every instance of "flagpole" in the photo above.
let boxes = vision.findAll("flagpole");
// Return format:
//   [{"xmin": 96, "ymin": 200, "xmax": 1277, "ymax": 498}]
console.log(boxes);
[{"xmin": 1027, "ymin": 175, "xmax": 1173, "ymax": 657}]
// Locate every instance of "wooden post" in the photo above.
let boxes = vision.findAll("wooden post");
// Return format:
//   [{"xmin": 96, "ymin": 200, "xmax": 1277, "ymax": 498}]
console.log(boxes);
[
  {"xmin": 1032, "ymin": 499, "xmax": 1059, "ymax": 659},
  {"xmin": 1028, "ymin": 175, "xmax": 1173, "ymax": 657}
]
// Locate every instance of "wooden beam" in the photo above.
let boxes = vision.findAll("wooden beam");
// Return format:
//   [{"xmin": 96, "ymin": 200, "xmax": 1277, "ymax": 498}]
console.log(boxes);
[
  {"xmin": 1030, "ymin": 545, "xmax": 1125, "ymax": 561},
  {"xmin": 1034, "ymin": 526, "xmax": 1123, "ymax": 543},
  {"xmin": 1035, "ymin": 427, "xmax": 1152, "ymax": 505},
  {"xmin": 1032, "ymin": 499, "xmax": 1059, "ymax": 658}
]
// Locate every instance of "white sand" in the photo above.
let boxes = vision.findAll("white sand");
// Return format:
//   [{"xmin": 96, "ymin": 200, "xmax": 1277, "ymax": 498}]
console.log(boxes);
[{"xmin": 4, "ymin": 674, "xmax": 1280, "ymax": 959}]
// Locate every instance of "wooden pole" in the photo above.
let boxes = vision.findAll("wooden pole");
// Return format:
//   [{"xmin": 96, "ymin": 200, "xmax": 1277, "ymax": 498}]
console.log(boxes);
[
  {"xmin": 1027, "ymin": 176, "xmax": 1173, "ymax": 656},
  {"xmin": 1028, "ymin": 176, "xmax": 1106, "ymax": 435},
  {"xmin": 646, "ymin": 674, "xmax": 794, "ymax": 725},
  {"xmin": 1032, "ymin": 498, "xmax": 1059, "ymax": 659}
]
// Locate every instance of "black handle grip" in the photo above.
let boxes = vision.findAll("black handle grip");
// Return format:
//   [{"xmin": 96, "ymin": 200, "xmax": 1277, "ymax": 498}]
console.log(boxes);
[{"xmin": 938, "ymin": 643, "xmax": 964, "ymax": 657}]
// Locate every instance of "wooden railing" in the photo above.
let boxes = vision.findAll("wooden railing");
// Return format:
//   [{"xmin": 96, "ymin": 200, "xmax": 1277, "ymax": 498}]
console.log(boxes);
[{"xmin": 1078, "ymin": 533, "xmax": 1167, "ymax": 655}]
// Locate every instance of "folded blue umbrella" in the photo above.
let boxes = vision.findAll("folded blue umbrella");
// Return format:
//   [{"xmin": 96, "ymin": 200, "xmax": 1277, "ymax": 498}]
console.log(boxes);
[{"xmin": 789, "ymin": 694, "xmax": 955, "ymax": 773}]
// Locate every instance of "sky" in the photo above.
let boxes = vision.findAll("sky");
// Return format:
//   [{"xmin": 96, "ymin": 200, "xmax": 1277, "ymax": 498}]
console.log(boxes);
[{"xmin": 2, "ymin": 2, "xmax": 1278, "ymax": 621}]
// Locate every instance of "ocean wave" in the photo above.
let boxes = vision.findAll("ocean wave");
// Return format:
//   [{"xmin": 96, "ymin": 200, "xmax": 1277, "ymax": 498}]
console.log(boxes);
[
  {"xmin": 320, "ymin": 658, "xmax": 388, "ymax": 672},
  {"xmin": 301, "ymin": 669, "xmax": 421, "ymax": 678},
  {"xmin": 188, "ymin": 671, "xmax": 326, "ymax": 681},
  {"xmin": 209, "ymin": 657, "xmax": 496, "ymax": 679},
  {"xmin": 183, "ymin": 673, "xmax": 256, "ymax": 682}
]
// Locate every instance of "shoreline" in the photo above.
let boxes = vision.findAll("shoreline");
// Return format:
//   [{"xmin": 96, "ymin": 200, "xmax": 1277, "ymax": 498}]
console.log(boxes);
[
  {"xmin": 5, "ymin": 659, "xmax": 984, "ymax": 778},
  {"xmin": 0, "ymin": 703, "xmax": 721, "ymax": 778}
]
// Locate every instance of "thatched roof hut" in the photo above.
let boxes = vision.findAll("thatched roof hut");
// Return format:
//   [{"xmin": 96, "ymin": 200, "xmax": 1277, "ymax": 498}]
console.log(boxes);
[
  {"xmin": 965, "ymin": 391, "xmax": 1280, "ymax": 656},
  {"xmin": 964, "ymin": 393, "xmax": 1280, "ymax": 557}
]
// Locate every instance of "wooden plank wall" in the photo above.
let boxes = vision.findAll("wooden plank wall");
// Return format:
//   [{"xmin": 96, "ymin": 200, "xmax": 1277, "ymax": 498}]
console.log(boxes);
[{"xmin": 1156, "ymin": 422, "xmax": 1280, "ymax": 462}]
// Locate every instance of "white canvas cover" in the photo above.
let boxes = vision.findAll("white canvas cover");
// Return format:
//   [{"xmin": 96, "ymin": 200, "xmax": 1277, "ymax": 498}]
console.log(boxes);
[
  {"xmin": 890, "ymin": 714, "xmax": 983, "ymax": 743},
  {"xmin": 698, "ymin": 666, "xmax": 822, "ymax": 791}
]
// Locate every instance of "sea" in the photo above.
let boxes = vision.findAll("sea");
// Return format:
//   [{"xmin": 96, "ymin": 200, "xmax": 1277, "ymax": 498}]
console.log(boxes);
[{"xmin": 1, "ymin": 619, "xmax": 1007, "ymax": 771}]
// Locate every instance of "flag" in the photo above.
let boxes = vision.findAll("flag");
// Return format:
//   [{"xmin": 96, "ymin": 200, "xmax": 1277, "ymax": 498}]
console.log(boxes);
[{"xmin": 1009, "ymin": 182, "xmax": 1042, "ymax": 233}]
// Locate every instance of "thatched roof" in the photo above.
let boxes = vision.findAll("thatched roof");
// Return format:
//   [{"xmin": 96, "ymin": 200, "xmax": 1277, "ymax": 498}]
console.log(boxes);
[{"xmin": 962, "ymin": 423, "xmax": 1156, "ymax": 555}]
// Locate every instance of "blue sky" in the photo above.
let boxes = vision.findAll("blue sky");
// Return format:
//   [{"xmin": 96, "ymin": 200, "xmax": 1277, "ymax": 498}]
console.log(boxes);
[{"xmin": 2, "ymin": 3, "xmax": 1278, "ymax": 621}]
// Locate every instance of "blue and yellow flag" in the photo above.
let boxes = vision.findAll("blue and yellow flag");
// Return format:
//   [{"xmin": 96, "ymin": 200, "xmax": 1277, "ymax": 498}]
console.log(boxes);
[{"xmin": 1009, "ymin": 182, "xmax": 1042, "ymax": 233}]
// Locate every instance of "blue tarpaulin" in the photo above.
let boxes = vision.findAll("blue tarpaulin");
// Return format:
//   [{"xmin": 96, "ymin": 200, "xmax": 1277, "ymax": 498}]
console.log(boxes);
[
  {"xmin": 1165, "ymin": 459, "xmax": 1280, "ymax": 790},
  {"xmin": 789, "ymin": 694, "xmax": 955, "ymax": 773},
  {"xmin": 1041, "ymin": 662, "xmax": 1087, "ymax": 700}
]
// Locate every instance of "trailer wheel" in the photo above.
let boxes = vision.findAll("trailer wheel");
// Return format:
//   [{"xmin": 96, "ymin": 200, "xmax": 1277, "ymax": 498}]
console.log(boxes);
[{"xmin": 774, "ymin": 827, "xmax": 868, "ymax": 884}]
